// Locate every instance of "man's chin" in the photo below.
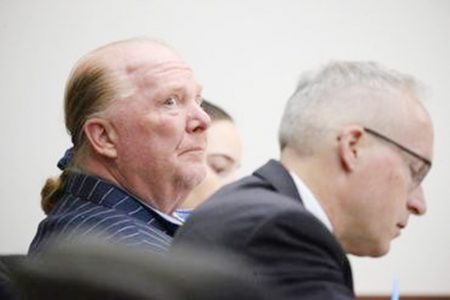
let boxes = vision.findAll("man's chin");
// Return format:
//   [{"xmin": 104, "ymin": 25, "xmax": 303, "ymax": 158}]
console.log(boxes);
[
  {"xmin": 366, "ymin": 242, "xmax": 390, "ymax": 257},
  {"xmin": 347, "ymin": 240, "xmax": 390, "ymax": 257},
  {"xmin": 182, "ymin": 166, "xmax": 207, "ymax": 188}
]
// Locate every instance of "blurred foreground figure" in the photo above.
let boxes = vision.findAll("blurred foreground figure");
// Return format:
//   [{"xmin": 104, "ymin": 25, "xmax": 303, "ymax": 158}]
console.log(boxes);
[
  {"xmin": 9, "ymin": 237, "xmax": 265, "ymax": 300},
  {"xmin": 29, "ymin": 38, "xmax": 210, "ymax": 254},
  {"xmin": 172, "ymin": 61, "xmax": 434, "ymax": 299}
]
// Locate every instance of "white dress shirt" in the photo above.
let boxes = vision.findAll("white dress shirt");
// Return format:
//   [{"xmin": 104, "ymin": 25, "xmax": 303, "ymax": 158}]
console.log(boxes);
[{"xmin": 289, "ymin": 171, "xmax": 333, "ymax": 232}]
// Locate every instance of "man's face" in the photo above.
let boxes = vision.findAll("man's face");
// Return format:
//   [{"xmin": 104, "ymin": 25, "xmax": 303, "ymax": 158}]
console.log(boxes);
[
  {"xmin": 342, "ymin": 97, "xmax": 433, "ymax": 257},
  {"xmin": 105, "ymin": 44, "xmax": 210, "ymax": 211}
]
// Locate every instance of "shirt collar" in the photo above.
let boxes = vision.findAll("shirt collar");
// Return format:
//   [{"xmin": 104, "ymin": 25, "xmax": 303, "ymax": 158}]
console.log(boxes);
[
  {"xmin": 289, "ymin": 171, "xmax": 333, "ymax": 232},
  {"xmin": 139, "ymin": 200, "xmax": 184, "ymax": 226}
]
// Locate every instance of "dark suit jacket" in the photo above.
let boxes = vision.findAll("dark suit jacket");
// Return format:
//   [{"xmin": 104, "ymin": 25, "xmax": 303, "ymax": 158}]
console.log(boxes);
[{"xmin": 172, "ymin": 160, "xmax": 355, "ymax": 300}]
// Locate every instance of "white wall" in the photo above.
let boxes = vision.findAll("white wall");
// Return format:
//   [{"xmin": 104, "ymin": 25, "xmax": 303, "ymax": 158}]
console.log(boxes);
[{"xmin": 1, "ymin": 0, "xmax": 449, "ymax": 295}]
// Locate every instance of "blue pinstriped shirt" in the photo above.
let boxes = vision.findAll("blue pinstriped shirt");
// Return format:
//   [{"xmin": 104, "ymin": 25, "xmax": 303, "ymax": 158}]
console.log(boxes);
[{"xmin": 29, "ymin": 172, "xmax": 181, "ymax": 254}]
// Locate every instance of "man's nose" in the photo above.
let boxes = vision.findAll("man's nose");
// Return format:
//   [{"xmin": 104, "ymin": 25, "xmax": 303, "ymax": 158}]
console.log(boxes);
[
  {"xmin": 407, "ymin": 185, "xmax": 427, "ymax": 216},
  {"xmin": 187, "ymin": 102, "xmax": 211, "ymax": 133}
]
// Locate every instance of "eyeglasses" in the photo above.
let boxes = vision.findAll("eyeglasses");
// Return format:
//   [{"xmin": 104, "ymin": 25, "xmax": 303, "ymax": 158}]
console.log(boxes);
[{"xmin": 363, "ymin": 127, "xmax": 432, "ymax": 187}]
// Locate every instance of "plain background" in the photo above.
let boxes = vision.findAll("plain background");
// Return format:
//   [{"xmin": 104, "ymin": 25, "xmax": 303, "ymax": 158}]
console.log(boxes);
[{"xmin": 1, "ymin": 0, "xmax": 449, "ymax": 295}]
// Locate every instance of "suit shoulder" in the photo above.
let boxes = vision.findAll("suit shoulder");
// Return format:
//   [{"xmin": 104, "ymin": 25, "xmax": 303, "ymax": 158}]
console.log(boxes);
[{"xmin": 203, "ymin": 174, "xmax": 300, "ymax": 211}]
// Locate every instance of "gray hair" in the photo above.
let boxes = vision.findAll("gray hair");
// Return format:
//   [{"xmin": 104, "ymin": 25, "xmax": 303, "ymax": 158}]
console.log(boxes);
[{"xmin": 278, "ymin": 61, "xmax": 424, "ymax": 155}]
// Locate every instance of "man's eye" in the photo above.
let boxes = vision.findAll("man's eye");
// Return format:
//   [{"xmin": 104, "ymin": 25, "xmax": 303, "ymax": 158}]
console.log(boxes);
[{"xmin": 164, "ymin": 96, "xmax": 179, "ymax": 107}]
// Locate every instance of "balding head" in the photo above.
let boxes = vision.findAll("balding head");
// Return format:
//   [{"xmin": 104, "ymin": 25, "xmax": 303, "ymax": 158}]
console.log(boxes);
[
  {"xmin": 64, "ymin": 38, "xmax": 185, "ymax": 161},
  {"xmin": 278, "ymin": 61, "xmax": 425, "ymax": 156}
]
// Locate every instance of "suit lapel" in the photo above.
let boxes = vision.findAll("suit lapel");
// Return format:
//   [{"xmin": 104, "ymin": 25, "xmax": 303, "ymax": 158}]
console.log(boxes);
[
  {"xmin": 255, "ymin": 159, "xmax": 354, "ymax": 290},
  {"xmin": 253, "ymin": 159, "xmax": 303, "ymax": 204}
]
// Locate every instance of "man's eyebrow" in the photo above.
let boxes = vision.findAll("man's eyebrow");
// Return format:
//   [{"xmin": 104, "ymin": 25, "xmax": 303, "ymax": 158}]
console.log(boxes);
[{"xmin": 160, "ymin": 82, "xmax": 202, "ymax": 95}]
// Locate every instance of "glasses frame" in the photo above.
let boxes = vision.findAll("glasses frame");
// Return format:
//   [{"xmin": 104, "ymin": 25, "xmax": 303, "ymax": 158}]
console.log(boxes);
[{"xmin": 363, "ymin": 127, "xmax": 432, "ymax": 185}]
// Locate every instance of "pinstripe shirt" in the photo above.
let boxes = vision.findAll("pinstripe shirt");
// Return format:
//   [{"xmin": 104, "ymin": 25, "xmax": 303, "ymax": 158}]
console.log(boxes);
[{"xmin": 29, "ymin": 172, "xmax": 181, "ymax": 254}]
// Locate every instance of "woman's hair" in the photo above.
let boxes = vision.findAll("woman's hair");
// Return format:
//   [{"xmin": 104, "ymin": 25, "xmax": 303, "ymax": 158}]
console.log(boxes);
[{"xmin": 202, "ymin": 100, "xmax": 233, "ymax": 122}]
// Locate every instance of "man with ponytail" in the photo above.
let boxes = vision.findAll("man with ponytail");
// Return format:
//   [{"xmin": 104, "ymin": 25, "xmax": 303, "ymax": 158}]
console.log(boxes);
[{"xmin": 29, "ymin": 38, "xmax": 210, "ymax": 254}]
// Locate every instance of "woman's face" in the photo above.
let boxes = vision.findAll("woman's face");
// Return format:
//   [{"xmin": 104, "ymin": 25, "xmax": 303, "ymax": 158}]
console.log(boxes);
[{"xmin": 206, "ymin": 119, "xmax": 242, "ymax": 185}]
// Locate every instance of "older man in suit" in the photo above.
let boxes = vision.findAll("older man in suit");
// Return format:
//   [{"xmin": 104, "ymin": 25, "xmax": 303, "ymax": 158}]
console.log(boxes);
[
  {"xmin": 172, "ymin": 61, "xmax": 434, "ymax": 299},
  {"xmin": 29, "ymin": 38, "xmax": 210, "ymax": 254}
]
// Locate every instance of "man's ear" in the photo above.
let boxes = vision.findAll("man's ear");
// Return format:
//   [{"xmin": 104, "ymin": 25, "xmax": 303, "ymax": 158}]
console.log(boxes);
[
  {"xmin": 337, "ymin": 126, "xmax": 364, "ymax": 172},
  {"xmin": 83, "ymin": 118, "xmax": 118, "ymax": 159}
]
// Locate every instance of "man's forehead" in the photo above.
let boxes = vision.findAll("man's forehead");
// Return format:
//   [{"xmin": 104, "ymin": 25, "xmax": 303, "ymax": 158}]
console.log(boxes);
[
  {"xmin": 122, "ymin": 41, "xmax": 185, "ymax": 66},
  {"xmin": 90, "ymin": 40, "xmax": 187, "ymax": 72},
  {"xmin": 392, "ymin": 97, "xmax": 434, "ymax": 161},
  {"xmin": 134, "ymin": 64, "xmax": 200, "ymax": 91},
  {"xmin": 111, "ymin": 43, "xmax": 199, "ymax": 88}
]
